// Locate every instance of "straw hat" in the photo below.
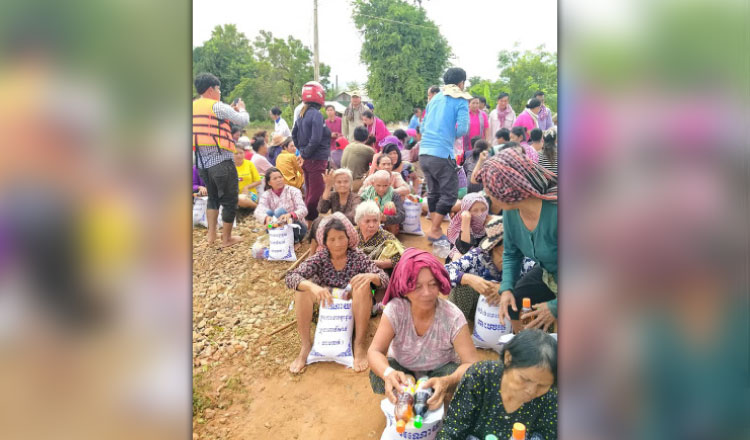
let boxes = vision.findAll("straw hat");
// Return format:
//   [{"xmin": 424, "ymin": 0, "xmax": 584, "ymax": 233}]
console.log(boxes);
[{"xmin": 479, "ymin": 215, "xmax": 504, "ymax": 251}]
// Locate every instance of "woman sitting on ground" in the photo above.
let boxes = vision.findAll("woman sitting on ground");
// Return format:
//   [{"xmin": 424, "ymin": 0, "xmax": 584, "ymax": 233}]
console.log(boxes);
[
  {"xmin": 462, "ymin": 139, "xmax": 489, "ymax": 194},
  {"xmin": 319, "ymin": 168, "xmax": 361, "ymax": 223},
  {"xmin": 437, "ymin": 330, "xmax": 557, "ymax": 440},
  {"xmin": 275, "ymin": 137, "xmax": 304, "ymax": 190},
  {"xmin": 368, "ymin": 248, "xmax": 480, "ymax": 410},
  {"xmin": 445, "ymin": 193, "xmax": 489, "ymax": 262},
  {"xmin": 360, "ymin": 170, "xmax": 406, "ymax": 236},
  {"xmin": 286, "ymin": 213, "xmax": 389, "ymax": 373},
  {"xmin": 233, "ymin": 145, "xmax": 262, "ymax": 209},
  {"xmin": 254, "ymin": 167, "xmax": 308, "ymax": 243},
  {"xmin": 445, "ymin": 216, "xmax": 535, "ymax": 321},
  {"xmin": 355, "ymin": 200, "xmax": 404, "ymax": 272},
  {"xmin": 369, "ymin": 136, "xmax": 406, "ymax": 174},
  {"xmin": 307, "ymin": 168, "xmax": 362, "ymax": 250},
  {"xmin": 359, "ymin": 154, "xmax": 410, "ymax": 197}
]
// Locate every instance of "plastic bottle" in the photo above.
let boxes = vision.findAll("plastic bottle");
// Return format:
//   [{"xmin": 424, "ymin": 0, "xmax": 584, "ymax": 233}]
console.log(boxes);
[
  {"xmin": 331, "ymin": 284, "xmax": 352, "ymax": 300},
  {"xmin": 520, "ymin": 298, "xmax": 532, "ymax": 329},
  {"xmin": 412, "ymin": 377, "xmax": 434, "ymax": 428},
  {"xmin": 394, "ymin": 386, "xmax": 415, "ymax": 433},
  {"xmin": 510, "ymin": 422, "xmax": 526, "ymax": 440},
  {"xmin": 485, "ymin": 435, "xmax": 499, "ymax": 440}
]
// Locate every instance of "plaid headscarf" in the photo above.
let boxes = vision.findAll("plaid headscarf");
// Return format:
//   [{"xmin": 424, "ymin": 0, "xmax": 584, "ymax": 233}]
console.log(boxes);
[
  {"xmin": 477, "ymin": 148, "xmax": 558, "ymax": 203},
  {"xmin": 382, "ymin": 248, "xmax": 452, "ymax": 305},
  {"xmin": 315, "ymin": 212, "xmax": 359, "ymax": 251},
  {"xmin": 446, "ymin": 193, "xmax": 489, "ymax": 245}
]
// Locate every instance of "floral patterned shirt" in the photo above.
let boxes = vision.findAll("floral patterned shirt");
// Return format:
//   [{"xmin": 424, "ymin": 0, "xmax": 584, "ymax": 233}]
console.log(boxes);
[
  {"xmin": 437, "ymin": 361, "xmax": 557, "ymax": 440},
  {"xmin": 445, "ymin": 249, "xmax": 536, "ymax": 287},
  {"xmin": 285, "ymin": 247, "xmax": 389, "ymax": 291}
]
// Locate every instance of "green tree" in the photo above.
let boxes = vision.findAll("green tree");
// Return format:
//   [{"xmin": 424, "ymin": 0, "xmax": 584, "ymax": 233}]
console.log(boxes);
[
  {"xmin": 192, "ymin": 24, "xmax": 254, "ymax": 98},
  {"xmin": 497, "ymin": 44, "xmax": 557, "ymax": 113},
  {"xmin": 253, "ymin": 30, "xmax": 331, "ymax": 110},
  {"xmin": 353, "ymin": 0, "xmax": 451, "ymax": 122}
]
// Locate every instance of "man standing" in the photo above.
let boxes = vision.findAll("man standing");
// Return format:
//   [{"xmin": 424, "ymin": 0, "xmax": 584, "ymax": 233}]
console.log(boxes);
[
  {"xmin": 192, "ymin": 73, "xmax": 249, "ymax": 247},
  {"xmin": 341, "ymin": 126, "xmax": 375, "ymax": 192},
  {"xmin": 270, "ymin": 106, "xmax": 291, "ymax": 138},
  {"xmin": 534, "ymin": 91, "xmax": 554, "ymax": 131},
  {"xmin": 341, "ymin": 91, "xmax": 367, "ymax": 140},
  {"xmin": 488, "ymin": 92, "xmax": 516, "ymax": 138},
  {"xmin": 418, "ymin": 67, "xmax": 470, "ymax": 242}
]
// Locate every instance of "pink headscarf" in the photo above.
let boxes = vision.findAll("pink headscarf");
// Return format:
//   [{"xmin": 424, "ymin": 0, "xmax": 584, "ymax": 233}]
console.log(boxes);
[
  {"xmin": 315, "ymin": 212, "xmax": 359, "ymax": 252},
  {"xmin": 446, "ymin": 193, "xmax": 489, "ymax": 245},
  {"xmin": 382, "ymin": 248, "xmax": 452, "ymax": 305}
]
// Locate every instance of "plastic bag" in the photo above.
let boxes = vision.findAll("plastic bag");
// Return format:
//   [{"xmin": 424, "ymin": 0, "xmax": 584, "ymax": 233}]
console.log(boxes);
[
  {"xmin": 193, "ymin": 196, "xmax": 208, "ymax": 228},
  {"xmin": 380, "ymin": 398, "xmax": 444, "ymax": 440},
  {"xmin": 472, "ymin": 295, "xmax": 512, "ymax": 353},
  {"xmin": 251, "ymin": 235, "xmax": 270, "ymax": 259},
  {"xmin": 306, "ymin": 298, "xmax": 354, "ymax": 368},
  {"xmin": 401, "ymin": 199, "xmax": 424, "ymax": 236},
  {"xmin": 267, "ymin": 224, "xmax": 297, "ymax": 262}
]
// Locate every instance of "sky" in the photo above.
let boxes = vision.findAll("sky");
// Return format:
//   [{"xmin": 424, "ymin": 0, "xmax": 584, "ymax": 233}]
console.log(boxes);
[{"xmin": 193, "ymin": 0, "xmax": 557, "ymax": 88}]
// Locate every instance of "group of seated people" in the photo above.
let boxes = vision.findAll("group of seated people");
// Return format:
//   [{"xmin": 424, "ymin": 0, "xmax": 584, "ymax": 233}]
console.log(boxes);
[{"xmin": 280, "ymin": 145, "xmax": 559, "ymax": 439}]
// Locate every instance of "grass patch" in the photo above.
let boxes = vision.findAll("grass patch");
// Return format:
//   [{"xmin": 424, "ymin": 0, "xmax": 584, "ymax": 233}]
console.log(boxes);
[{"xmin": 193, "ymin": 371, "xmax": 214, "ymax": 417}]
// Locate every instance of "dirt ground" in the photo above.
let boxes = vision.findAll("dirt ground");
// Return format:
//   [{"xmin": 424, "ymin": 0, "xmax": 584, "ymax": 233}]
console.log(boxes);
[{"xmin": 192, "ymin": 213, "xmax": 499, "ymax": 440}]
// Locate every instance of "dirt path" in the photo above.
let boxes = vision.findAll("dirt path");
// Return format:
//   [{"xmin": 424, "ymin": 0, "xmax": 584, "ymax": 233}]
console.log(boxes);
[{"xmin": 193, "ymin": 214, "xmax": 499, "ymax": 440}]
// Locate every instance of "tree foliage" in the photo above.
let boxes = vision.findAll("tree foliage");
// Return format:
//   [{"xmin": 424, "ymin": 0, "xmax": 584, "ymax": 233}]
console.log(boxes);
[
  {"xmin": 193, "ymin": 25, "xmax": 331, "ymax": 122},
  {"xmin": 466, "ymin": 44, "xmax": 557, "ymax": 115},
  {"xmin": 353, "ymin": 0, "xmax": 451, "ymax": 122}
]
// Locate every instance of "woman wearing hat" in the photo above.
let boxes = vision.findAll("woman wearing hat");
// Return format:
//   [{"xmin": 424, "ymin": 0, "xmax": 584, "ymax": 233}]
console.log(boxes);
[
  {"xmin": 445, "ymin": 216, "xmax": 536, "ymax": 321},
  {"xmin": 475, "ymin": 148, "xmax": 558, "ymax": 332},
  {"xmin": 267, "ymin": 133, "xmax": 287, "ymax": 166}
]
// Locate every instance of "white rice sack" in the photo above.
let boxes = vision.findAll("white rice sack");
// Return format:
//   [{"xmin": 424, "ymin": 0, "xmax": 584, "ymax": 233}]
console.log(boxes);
[
  {"xmin": 402, "ymin": 199, "xmax": 424, "ymax": 236},
  {"xmin": 216, "ymin": 205, "xmax": 237, "ymax": 229},
  {"xmin": 267, "ymin": 224, "xmax": 297, "ymax": 262},
  {"xmin": 472, "ymin": 295, "xmax": 512, "ymax": 353},
  {"xmin": 380, "ymin": 398, "xmax": 444, "ymax": 440},
  {"xmin": 306, "ymin": 298, "xmax": 354, "ymax": 368},
  {"xmin": 192, "ymin": 197, "xmax": 208, "ymax": 228}
]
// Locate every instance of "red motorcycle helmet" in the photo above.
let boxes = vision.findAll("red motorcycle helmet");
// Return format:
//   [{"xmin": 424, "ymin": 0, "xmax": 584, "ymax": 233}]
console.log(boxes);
[{"xmin": 301, "ymin": 81, "xmax": 325, "ymax": 106}]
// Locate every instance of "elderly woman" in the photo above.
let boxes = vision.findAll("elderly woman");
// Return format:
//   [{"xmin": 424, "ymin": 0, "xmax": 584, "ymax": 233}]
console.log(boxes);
[
  {"xmin": 254, "ymin": 167, "xmax": 308, "ymax": 243},
  {"xmin": 360, "ymin": 170, "xmax": 405, "ymax": 236},
  {"xmin": 286, "ymin": 213, "xmax": 389, "ymax": 373},
  {"xmin": 475, "ymin": 148, "xmax": 558, "ymax": 331},
  {"xmin": 359, "ymin": 155, "xmax": 410, "ymax": 197},
  {"xmin": 445, "ymin": 216, "xmax": 536, "ymax": 321},
  {"xmin": 318, "ymin": 168, "xmax": 361, "ymax": 223},
  {"xmin": 355, "ymin": 201, "xmax": 404, "ymax": 272},
  {"xmin": 437, "ymin": 330, "xmax": 557, "ymax": 440},
  {"xmin": 233, "ymin": 145, "xmax": 262, "ymax": 209},
  {"xmin": 368, "ymin": 248, "xmax": 480, "ymax": 410},
  {"xmin": 445, "ymin": 193, "xmax": 489, "ymax": 262},
  {"xmin": 306, "ymin": 168, "xmax": 362, "ymax": 250}
]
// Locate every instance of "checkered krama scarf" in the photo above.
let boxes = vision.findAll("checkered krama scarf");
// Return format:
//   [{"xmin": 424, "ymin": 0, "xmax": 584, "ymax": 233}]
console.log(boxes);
[
  {"xmin": 478, "ymin": 148, "xmax": 558, "ymax": 203},
  {"xmin": 316, "ymin": 212, "xmax": 360, "ymax": 251}
]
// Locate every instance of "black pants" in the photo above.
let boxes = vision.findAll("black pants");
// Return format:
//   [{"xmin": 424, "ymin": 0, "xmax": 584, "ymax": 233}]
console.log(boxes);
[
  {"xmin": 508, "ymin": 266, "xmax": 557, "ymax": 319},
  {"xmin": 198, "ymin": 160, "xmax": 238, "ymax": 224},
  {"xmin": 419, "ymin": 154, "xmax": 458, "ymax": 216}
]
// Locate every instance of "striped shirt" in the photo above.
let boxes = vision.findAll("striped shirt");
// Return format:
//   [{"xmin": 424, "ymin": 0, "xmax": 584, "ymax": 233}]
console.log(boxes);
[
  {"xmin": 195, "ymin": 101, "xmax": 249, "ymax": 169},
  {"xmin": 539, "ymin": 151, "xmax": 558, "ymax": 175}
]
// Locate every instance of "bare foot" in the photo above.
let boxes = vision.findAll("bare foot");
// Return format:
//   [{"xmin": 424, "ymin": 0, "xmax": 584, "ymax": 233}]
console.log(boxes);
[
  {"xmin": 289, "ymin": 344, "xmax": 312, "ymax": 374},
  {"xmin": 220, "ymin": 235, "xmax": 242, "ymax": 248},
  {"xmin": 207, "ymin": 230, "xmax": 217, "ymax": 245},
  {"xmin": 353, "ymin": 345, "xmax": 369, "ymax": 372}
]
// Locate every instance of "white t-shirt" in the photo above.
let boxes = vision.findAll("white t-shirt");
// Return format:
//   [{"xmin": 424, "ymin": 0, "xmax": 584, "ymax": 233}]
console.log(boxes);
[{"xmin": 273, "ymin": 117, "xmax": 292, "ymax": 138}]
